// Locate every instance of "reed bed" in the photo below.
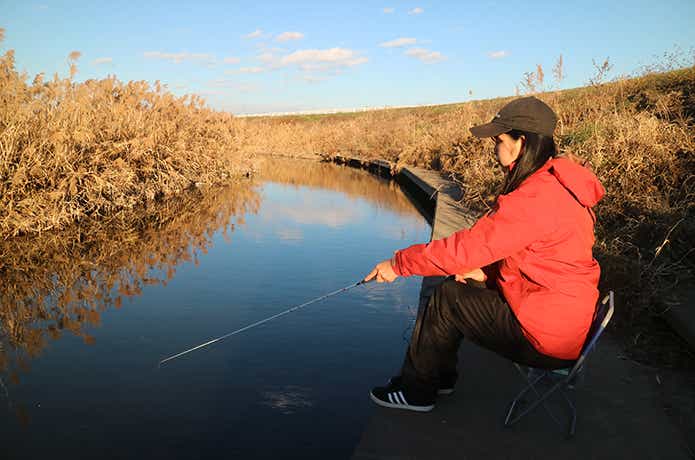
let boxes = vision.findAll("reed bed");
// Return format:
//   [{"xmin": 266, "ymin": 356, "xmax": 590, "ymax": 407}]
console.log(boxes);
[
  {"xmin": 241, "ymin": 65, "xmax": 695, "ymax": 366},
  {"xmin": 0, "ymin": 31, "xmax": 255, "ymax": 239},
  {"xmin": 1, "ymin": 25, "xmax": 693, "ymax": 365}
]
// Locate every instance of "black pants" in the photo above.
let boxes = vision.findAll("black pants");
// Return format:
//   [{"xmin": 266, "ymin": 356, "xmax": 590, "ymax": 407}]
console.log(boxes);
[{"xmin": 401, "ymin": 278, "xmax": 575, "ymax": 399}]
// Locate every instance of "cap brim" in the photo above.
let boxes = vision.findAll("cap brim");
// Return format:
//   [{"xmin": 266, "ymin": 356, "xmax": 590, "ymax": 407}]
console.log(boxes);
[{"xmin": 469, "ymin": 122, "xmax": 510, "ymax": 138}]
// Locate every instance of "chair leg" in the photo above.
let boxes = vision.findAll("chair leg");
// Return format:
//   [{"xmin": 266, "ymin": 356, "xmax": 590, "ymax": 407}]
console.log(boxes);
[
  {"xmin": 505, "ymin": 365, "xmax": 563, "ymax": 428},
  {"xmin": 505, "ymin": 365, "xmax": 548, "ymax": 426},
  {"xmin": 504, "ymin": 399, "xmax": 518, "ymax": 427},
  {"xmin": 506, "ymin": 375, "xmax": 569, "ymax": 428},
  {"xmin": 560, "ymin": 388, "xmax": 577, "ymax": 438}
]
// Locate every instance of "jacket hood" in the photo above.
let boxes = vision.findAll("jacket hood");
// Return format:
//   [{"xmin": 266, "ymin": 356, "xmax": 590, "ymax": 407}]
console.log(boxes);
[{"xmin": 548, "ymin": 157, "xmax": 605, "ymax": 207}]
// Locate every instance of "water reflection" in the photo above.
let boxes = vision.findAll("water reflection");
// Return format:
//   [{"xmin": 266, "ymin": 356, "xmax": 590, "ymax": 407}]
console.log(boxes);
[
  {"xmin": 260, "ymin": 385, "xmax": 314, "ymax": 415},
  {"xmin": 0, "ymin": 158, "xmax": 430, "ymax": 459},
  {"xmin": 0, "ymin": 158, "xmax": 423, "ymax": 382},
  {"xmin": 255, "ymin": 157, "xmax": 419, "ymax": 218},
  {"xmin": 0, "ymin": 182, "xmax": 261, "ymax": 380}
]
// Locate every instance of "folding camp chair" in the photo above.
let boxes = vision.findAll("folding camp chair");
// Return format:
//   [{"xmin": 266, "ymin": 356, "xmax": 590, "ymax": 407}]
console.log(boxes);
[{"xmin": 503, "ymin": 291, "xmax": 615, "ymax": 438}]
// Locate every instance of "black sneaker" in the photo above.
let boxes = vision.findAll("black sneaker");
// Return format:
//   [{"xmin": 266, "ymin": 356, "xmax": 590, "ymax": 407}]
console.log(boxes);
[
  {"xmin": 388, "ymin": 375, "xmax": 456, "ymax": 396},
  {"xmin": 370, "ymin": 382, "xmax": 435, "ymax": 412}
]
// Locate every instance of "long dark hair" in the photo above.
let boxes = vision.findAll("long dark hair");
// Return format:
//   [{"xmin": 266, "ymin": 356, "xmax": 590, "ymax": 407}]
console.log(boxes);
[{"xmin": 500, "ymin": 129, "xmax": 557, "ymax": 195}]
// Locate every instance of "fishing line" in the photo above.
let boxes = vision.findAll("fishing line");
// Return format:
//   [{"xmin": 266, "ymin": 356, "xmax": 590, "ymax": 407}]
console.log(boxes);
[{"xmin": 158, "ymin": 278, "xmax": 374, "ymax": 367}]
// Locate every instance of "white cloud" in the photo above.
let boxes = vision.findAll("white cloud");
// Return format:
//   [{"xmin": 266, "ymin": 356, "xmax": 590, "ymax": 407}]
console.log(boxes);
[
  {"xmin": 405, "ymin": 47, "xmax": 446, "ymax": 63},
  {"xmin": 383, "ymin": 7, "xmax": 394, "ymax": 13},
  {"xmin": 244, "ymin": 29, "xmax": 263, "ymax": 39},
  {"xmin": 92, "ymin": 57, "xmax": 112, "ymax": 65},
  {"xmin": 238, "ymin": 66, "xmax": 265, "ymax": 73},
  {"xmin": 143, "ymin": 51, "xmax": 214, "ymax": 65},
  {"xmin": 488, "ymin": 50, "xmax": 509, "ymax": 59},
  {"xmin": 257, "ymin": 52, "xmax": 275, "ymax": 63},
  {"xmin": 280, "ymin": 48, "xmax": 368, "ymax": 72},
  {"xmin": 379, "ymin": 37, "xmax": 417, "ymax": 48},
  {"xmin": 268, "ymin": 203, "xmax": 362, "ymax": 227},
  {"xmin": 276, "ymin": 31, "xmax": 304, "ymax": 42},
  {"xmin": 223, "ymin": 56, "xmax": 241, "ymax": 64},
  {"xmin": 208, "ymin": 79, "xmax": 260, "ymax": 93},
  {"xmin": 408, "ymin": 7, "xmax": 424, "ymax": 15},
  {"xmin": 275, "ymin": 228, "xmax": 303, "ymax": 242},
  {"xmin": 253, "ymin": 52, "xmax": 286, "ymax": 71}
]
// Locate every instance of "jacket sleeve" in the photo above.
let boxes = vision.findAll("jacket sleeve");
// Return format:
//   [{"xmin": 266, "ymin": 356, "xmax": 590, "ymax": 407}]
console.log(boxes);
[{"xmin": 392, "ymin": 185, "xmax": 554, "ymax": 277}]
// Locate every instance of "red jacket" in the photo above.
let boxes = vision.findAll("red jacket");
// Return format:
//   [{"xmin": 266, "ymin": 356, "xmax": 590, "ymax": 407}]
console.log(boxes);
[{"xmin": 392, "ymin": 157, "xmax": 605, "ymax": 360}]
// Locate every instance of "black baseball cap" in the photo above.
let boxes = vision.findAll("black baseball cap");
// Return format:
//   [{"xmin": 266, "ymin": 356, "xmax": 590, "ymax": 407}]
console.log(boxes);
[{"xmin": 469, "ymin": 96, "xmax": 558, "ymax": 138}]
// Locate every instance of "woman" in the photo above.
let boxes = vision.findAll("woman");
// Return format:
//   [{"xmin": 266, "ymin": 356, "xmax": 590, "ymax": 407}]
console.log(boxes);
[{"xmin": 364, "ymin": 96, "xmax": 605, "ymax": 412}]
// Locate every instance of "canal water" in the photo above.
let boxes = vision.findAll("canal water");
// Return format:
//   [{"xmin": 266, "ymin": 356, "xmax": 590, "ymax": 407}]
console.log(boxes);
[{"xmin": 0, "ymin": 158, "xmax": 430, "ymax": 459}]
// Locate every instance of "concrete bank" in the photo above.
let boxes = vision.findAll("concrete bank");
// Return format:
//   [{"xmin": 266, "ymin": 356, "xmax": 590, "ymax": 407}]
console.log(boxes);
[{"xmin": 331, "ymin": 156, "xmax": 692, "ymax": 460}]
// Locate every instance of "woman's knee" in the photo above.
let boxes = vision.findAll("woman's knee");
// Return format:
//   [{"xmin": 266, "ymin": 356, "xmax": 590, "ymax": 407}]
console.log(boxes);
[
  {"xmin": 432, "ymin": 278, "xmax": 500, "ymax": 326},
  {"xmin": 430, "ymin": 279, "xmax": 472, "ymax": 314}
]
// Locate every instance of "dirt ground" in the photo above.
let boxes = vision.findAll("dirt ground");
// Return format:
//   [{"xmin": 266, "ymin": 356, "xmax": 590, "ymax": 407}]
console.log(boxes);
[{"xmin": 618, "ymin": 316, "xmax": 695, "ymax": 458}]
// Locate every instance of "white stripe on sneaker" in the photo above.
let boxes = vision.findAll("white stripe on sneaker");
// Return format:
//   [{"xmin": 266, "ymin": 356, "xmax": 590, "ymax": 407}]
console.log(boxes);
[
  {"xmin": 398, "ymin": 391, "xmax": 407, "ymax": 405},
  {"xmin": 369, "ymin": 390, "xmax": 435, "ymax": 412}
]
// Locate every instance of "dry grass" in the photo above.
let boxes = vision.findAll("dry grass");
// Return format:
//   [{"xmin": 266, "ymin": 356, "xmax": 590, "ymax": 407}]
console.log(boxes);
[
  {"xmin": 1, "ymin": 26, "xmax": 693, "ymax": 367},
  {"xmin": 0, "ymin": 31, "xmax": 256, "ymax": 239},
  {"xmin": 240, "ymin": 64, "xmax": 695, "ymax": 367}
]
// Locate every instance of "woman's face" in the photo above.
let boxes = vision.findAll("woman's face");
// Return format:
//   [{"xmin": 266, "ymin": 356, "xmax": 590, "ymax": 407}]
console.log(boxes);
[{"xmin": 493, "ymin": 133, "xmax": 524, "ymax": 167}]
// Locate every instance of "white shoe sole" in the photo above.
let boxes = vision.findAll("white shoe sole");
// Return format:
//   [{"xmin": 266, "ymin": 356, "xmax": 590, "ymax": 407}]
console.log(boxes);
[{"xmin": 369, "ymin": 391, "xmax": 435, "ymax": 412}]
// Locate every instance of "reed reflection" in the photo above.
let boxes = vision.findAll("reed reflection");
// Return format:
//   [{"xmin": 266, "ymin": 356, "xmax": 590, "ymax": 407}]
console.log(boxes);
[
  {"xmin": 255, "ymin": 157, "xmax": 422, "ymax": 218},
  {"xmin": 0, "ymin": 158, "xmax": 424, "ymax": 383},
  {"xmin": 0, "ymin": 182, "xmax": 261, "ymax": 381}
]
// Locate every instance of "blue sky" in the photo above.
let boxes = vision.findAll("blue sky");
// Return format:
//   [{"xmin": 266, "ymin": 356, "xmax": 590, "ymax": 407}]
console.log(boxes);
[{"xmin": 3, "ymin": 0, "xmax": 694, "ymax": 114}]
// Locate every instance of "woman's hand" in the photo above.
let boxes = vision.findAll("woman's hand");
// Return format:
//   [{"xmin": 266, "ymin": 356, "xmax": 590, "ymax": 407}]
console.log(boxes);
[
  {"xmin": 454, "ymin": 268, "xmax": 486, "ymax": 284},
  {"xmin": 364, "ymin": 258, "xmax": 399, "ymax": 283}
]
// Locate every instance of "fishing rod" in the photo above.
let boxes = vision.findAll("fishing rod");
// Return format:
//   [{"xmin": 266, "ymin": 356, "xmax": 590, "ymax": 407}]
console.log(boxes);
[{"xmin": 158, "ymin": 277, "xmax": 374, "ymax": 367}]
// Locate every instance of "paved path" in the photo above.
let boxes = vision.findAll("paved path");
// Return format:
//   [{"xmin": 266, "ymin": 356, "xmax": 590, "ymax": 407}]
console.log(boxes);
[
  {"xmin": 343, "ymin": 158, "xmax": 692, "ymax": 460},
  {"xmin": 352, "ymin": 340, "xmax": 690, "ymax": 460}
]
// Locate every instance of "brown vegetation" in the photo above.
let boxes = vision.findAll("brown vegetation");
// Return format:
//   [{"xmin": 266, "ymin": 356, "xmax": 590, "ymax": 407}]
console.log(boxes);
[
  {"xmin": 0, "ymin": 157, "xmax": 433, "ymax": 378},
  {"xmin": 0, "ymin": 25, "xmax": 692, "ymax": 367},
  {"xmin": 239, "ymin": 63, "xmax": 695, "ymax": 366},
  {"xmin": 0, "ymin": 181, "xmax": 261, "ymax": 379},
  {"xmin": 0, "ymin": 30, "xmax": 255, "ymax": 239}
]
